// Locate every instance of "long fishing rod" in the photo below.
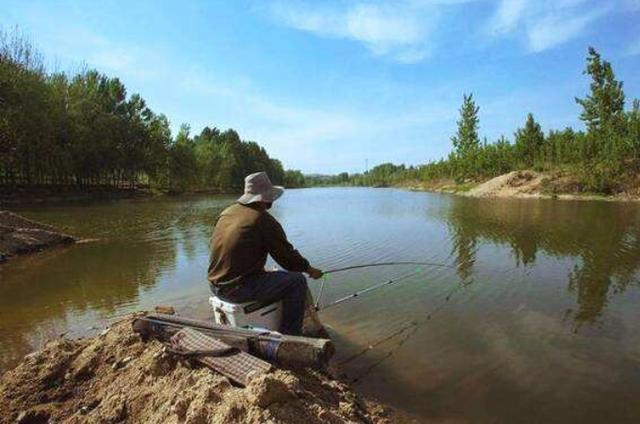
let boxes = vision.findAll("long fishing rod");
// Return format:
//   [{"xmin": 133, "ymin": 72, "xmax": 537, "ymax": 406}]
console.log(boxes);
[
  {"xmin": 315, "ymin": 261, "xmax": 455, "ymax": 310},
  {"xmin": 323, "ymin": 261, "xmax": 456, "ymax": 274},
  {"xmin": 319, "ymin": 269, "xmax": 423, "ymax": 311}
]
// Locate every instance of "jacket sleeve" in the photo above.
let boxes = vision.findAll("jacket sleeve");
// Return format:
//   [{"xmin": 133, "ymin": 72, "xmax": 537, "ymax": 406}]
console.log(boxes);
[{"xmin": 261, "ymin": 213, "xmax": 310, "ymax": 272}]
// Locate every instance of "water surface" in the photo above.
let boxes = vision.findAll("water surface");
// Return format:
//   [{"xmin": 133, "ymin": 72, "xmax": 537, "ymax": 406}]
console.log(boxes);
[{"xmin": 2, "ymin": 188, "xmax": 639, "ymax": 423}]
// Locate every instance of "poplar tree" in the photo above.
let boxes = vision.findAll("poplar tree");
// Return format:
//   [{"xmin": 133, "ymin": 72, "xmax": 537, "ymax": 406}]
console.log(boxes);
[
  {"xmin": 575, "ymin": 47, "xmax": 625, "ymax": 133},
  {"xmin": 627, "ymin": 99, "xmax": 640, "ymax": 168}
]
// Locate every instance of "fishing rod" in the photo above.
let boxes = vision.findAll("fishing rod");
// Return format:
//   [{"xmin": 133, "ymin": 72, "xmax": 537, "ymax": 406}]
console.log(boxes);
[
  {"xmin": 319, "ymin": 269, "xmax": 423, "ymax": 311},
  {"xmin": 315, "ymin": 261, "xmax": 455, "ymax": 310},
  {"xmin": 323, "ymin": 261, "xmax": 456, "ymax": 275}
]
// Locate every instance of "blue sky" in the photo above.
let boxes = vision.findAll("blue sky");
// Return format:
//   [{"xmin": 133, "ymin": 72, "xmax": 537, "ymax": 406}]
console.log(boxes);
[{"xmin": 1, "ymin": 0, "xmax": 639, "ymax": 174}]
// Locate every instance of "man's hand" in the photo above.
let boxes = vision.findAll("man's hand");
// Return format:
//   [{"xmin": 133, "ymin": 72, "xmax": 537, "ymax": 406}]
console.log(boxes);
[{"xmin": 306, "ymin": 266, "xmax": 324, "ymax": 280}]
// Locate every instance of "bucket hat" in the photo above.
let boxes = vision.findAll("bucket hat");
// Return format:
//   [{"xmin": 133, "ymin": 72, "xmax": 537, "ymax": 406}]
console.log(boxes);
[{"xmin": 237, "ymin": 172, "xmax": 284, "ymax": 205}]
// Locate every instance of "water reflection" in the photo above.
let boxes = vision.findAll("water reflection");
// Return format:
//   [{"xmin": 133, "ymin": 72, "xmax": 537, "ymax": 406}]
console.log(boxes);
[
  {"xmin": 2, "ymin": 189, "xmax": 640, "ymax": 423},
  {"xmin": 0, "ymin": 197, "xmax": 232, "ymax": 370},
  {"xmin": 445, "ymin": 197, "xmax": 640, "ymax": 326}
]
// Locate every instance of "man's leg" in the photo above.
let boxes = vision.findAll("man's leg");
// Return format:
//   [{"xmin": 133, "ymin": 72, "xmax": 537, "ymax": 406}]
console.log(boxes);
[{"xmin": 218, "ymin": 271, "xmax": 308, "ymax": 335}]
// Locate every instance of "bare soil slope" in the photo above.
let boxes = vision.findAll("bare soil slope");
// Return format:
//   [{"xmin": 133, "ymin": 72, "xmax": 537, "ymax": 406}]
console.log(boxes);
[
  {"xmin": 465, "ymin": 171, "xmax": 546, "ymax": 198},
  {"xmin": 0, "ymin": 317, "xmax": 412, "ymax": 424}
]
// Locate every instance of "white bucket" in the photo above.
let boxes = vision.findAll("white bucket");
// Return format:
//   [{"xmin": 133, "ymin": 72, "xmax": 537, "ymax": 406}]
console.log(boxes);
[{"xmin": 209, "ymin": 296, "xmax": 282, "ymax": 331}]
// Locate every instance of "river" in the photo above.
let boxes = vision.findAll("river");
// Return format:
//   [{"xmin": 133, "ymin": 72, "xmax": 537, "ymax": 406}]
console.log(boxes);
[{"xmin": 1, "ymin": 187, "xmax": 639, "ymax": 423}]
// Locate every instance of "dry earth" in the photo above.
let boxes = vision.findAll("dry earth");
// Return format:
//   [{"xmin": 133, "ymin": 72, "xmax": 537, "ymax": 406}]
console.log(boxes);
[
  {"xmin": 0, "ymin": 317, "xmax": 415, "ymax": 424},
  {"xmin": 405, "ymin": 171, "xmax": 640, "ymax": 201},
  {"xmin": 465, "ymin": 171, "xmax": 546, "ymax": 198}
]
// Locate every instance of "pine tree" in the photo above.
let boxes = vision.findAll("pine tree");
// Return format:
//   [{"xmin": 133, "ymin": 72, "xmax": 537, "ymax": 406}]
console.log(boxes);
[
  {"xmin": 450, "ymin": 94, "xmax": 480, "ymax": 180},
  {"xmin": 514, "ymin": 113, "xmax": 545, "ymax": 167},
  {"xmin": 451, "ymin": 93, "xmax": 480, "ymax": 155},
  {"xmin": 575, "ymin": 47, "xmax": 625, "ymax": 133}
]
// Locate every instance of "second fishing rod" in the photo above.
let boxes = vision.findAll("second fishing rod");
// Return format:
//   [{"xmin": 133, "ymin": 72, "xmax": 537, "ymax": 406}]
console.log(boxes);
[{"xmin": 314, "ymin": 261, "xmax": 458, "ymax": 310}]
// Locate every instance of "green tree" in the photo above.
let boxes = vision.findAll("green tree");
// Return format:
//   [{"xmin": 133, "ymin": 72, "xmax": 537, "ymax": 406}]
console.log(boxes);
[
  {"xmin": 451, "ymin": 93, "xmax": 480, "ymax": 155},
  {"xmin": 450, "ymin": 93, "xmax": 480, "ymax": 180},
  {"xmin": 514, "ymin": 113, "xmax": 545, "ymax": 168},
  {"xmin": 626, "ymin": 99, "xmax": 640, "ymax": 168},
  {"xmin": 575, "ymin": 47, "xmax": 625, "ymax": 134},
  {"xmin": 0, "ymin": 28, "xmax": 294, "ymax": 193},
  {"xmin": 284, "ymin": 170, "xmax": 305, "ymax": 188},
  {"xmin": 166, "ymin": 124, "xmax": 198, "ymax": 192}
]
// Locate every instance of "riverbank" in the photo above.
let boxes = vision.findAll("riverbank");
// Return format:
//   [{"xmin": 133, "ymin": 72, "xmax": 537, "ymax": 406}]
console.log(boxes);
[
  {"xmin": 0, "ymin": 211, "xmax": 75, "ymax": 263},
  {"xmin": 0, "ymin": 316, "xmax": 413, "ymax": 424},
  {"xmin": 0, "ymin": 187, "xmax": 157, "ymax": 206},
  {"xmin": 401, "ymin": 170, "xmax": 640, "ymax": 201},
  {"xmin": 0, "ymin": 186, "xmax": 245, "ymax": 207}
]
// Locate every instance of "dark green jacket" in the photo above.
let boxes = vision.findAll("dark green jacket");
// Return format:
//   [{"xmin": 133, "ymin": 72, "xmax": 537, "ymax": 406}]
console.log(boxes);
[{"xmin": 208, "ymin": 203, "xmax": 310, "ymax": 287}]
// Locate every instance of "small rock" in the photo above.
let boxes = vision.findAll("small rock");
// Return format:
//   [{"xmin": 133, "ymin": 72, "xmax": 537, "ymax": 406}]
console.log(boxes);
[{"xmin": 154, "ymin": 305, "xmax": 176, "ymax": 315}]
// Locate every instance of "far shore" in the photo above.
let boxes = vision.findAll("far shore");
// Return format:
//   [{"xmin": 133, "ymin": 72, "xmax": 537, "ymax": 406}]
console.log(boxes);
[
  {"xmin": 398, "ymin": 170, "xmax": 640, "ymax": 202},
  {"xmin": 3, "ymin": 173, "xmax": 640, "ymax": 206},
  {"xmin": 0, "ymin": 186, "xmax": 243, "ymax": 206}
]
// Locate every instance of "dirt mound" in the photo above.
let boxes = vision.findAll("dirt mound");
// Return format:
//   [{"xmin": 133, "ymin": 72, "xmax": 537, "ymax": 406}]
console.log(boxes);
[
  {"xmin": 0, "ymin": 316, "xmax": 410, "ymax": 424},
  {"xmin": 466, "ymin": 171, "xmax": 546, "ymax": 198},
  {"xmin": 0, "ymin": 211, "xmax": 75, "ymax": 263}
]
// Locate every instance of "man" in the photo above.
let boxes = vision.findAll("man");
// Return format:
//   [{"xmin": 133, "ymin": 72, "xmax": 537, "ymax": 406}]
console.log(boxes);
[{"xmin": 208, "ymin": 171, "xmax": 323, "ymax": 335}]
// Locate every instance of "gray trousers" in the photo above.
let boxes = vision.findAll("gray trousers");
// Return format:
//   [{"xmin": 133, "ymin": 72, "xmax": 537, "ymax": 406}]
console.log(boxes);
[{"xmin": 212, "ymin": 271, "xmax": 308, "ymax": 335}]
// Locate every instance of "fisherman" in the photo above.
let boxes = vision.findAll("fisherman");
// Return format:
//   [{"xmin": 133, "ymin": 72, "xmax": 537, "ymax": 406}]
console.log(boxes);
[{"xmin": 207, "ymin": 171, "xmax": 323, "ymax": 335}]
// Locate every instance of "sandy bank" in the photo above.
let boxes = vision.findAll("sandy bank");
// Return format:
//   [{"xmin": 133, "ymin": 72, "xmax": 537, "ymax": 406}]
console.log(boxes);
[
  {"xmin": 0, "ymin": 211, "xmax": 75, "ymax": 263},
  {"xmin": 0, "ymin": 316, "xmax": 413, "ymax": 424},
  {"xmin": 465, "ymin": 171, "xmax": 547, "ymax": 199},
  {"xmin": 403, "ymin": 171, "xmax": 640, "ymax": 202}
]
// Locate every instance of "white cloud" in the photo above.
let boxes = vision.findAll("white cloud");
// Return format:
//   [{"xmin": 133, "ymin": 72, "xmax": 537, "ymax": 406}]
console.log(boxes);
[
  {"xmin": 89, "ymin": 49, "xmax": 135, "ymax": 73},
  {"xmin": 8, "ymin": 12, "xmax": 158, "ymax": 80},
  {"xmin": 486, "ymin": 0, "xmax": 609, "ymax": 52},
  {"xmin": 177, "ymin": 65, "xmax": 467, "ymax": 172},
  {"xmin": 345, "ymin": 3, "xmax": 430, "ymax": 56},
  {"xmin": 527, "ymin": 7, "xmax": 606, "ymax": 52},
  {"xmin": 268, "ymin": 1, "xmax": 442, "ymax": 63},
  {"xmin": 180, "ymin": 68, "xmax": 363, "ymax": 147},
  {"xmin": 489, "ymin": 0, "xmax": 527, "ymax": 35}
]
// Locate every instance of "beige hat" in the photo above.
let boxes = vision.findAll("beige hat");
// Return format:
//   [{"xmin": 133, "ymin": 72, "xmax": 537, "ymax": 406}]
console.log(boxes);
[{"xmin": 237, "ymin": 172, "xmax": 284, "ymax": 205}]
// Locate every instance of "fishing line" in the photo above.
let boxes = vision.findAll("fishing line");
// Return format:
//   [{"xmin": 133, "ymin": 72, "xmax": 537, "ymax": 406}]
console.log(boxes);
[
  {"xmin": 343, "ymin": 277, "xmax": 474, "ymax": 384},
  {"xmin": 315, "ymin": 261, "xmax": 457, "ymax": 310},
  {"xmin": 338, "ymin": 278, "xmax": 469, "ymax": 366}
]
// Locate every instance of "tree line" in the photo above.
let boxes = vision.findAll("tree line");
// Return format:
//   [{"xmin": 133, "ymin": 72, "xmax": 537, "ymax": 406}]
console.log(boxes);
[
  {"xmin": 0, "ymin": 29, "xmax": 305, "ymax": 192},
  {"xmin": 332, "ymin": 47, "xmax": 640, "ymax": 194}
]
